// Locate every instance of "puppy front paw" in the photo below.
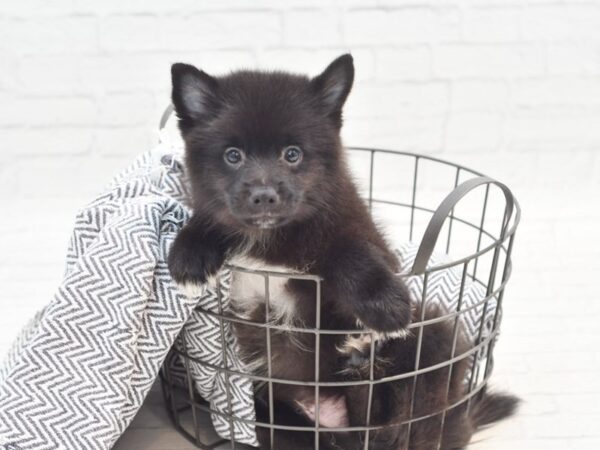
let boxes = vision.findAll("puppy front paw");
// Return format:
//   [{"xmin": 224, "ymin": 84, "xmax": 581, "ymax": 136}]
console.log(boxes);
[
  {"xmin": 168, "ymin": 233, "xmax": 225, "ymax": 298},
  {"xmin": 353, "ymin": 275, "xmax": 413, "ymax": 333},
  {"xmin": 337, "ymin": 333, "xmax": 396, "ymax": 378}
]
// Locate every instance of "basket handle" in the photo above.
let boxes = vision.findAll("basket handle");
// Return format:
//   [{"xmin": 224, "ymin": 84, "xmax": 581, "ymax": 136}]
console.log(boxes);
[
  {"xmin": 159, "ymin": 104, "xmax": 174, "ymax": 131},
  {"xmin": 409, "ymin": 176, "xmax": 515, "ymax": 276}
]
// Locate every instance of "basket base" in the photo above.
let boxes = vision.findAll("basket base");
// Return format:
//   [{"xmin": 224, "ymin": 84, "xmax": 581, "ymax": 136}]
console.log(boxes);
[{"xmin": 159, "ymin": 372, "xmax": 258, "ymax": 450}]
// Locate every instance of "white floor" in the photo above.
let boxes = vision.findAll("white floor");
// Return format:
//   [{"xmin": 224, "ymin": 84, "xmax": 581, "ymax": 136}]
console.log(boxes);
[{"xmin": 1, "ymin": 181, "xmax": 599, "ymax": 449}]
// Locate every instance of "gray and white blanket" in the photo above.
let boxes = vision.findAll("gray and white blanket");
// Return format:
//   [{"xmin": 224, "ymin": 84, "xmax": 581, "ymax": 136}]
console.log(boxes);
[
  {"xmin": 0, "ymin": 144, "xmax": 258, "ymax": 449},
  {"xmin": 0, "ymin": 143, "xmax": 494, "ymax": 450}
]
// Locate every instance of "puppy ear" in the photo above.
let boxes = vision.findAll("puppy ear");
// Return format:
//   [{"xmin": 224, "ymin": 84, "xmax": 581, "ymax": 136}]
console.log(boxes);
[
  {"xmin": 311, "ymin": 54, "xmax": 354, "ymax": 121},
  {"xmin": 171, "ymin": 63, "xmax": 220, "ymax": 126}
]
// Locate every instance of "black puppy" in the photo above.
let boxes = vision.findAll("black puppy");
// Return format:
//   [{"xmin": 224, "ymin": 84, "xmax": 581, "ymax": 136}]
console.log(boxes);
[
  {"xmin": 168, "ymin": 55, "xmax": 519, "ymax": 449},
  {"xmin": 168, "ymin": 54, "xmax": 414, "ymax": 448}
]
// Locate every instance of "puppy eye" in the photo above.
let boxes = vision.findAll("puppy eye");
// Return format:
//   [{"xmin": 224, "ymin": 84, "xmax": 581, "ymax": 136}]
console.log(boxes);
[
  {"xmin": 224, "ymin": 147, "xmax": 243, "ymax": 165},
  {"xmin": 283, "ymin": 146, "xmax": 302, "ymax": 164}
]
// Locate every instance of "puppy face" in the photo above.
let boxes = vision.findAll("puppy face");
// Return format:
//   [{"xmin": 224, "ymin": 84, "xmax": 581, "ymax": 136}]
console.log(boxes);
[{"xmin": 171, "ymin": 55, "xmax": 354, "ymax": 231}]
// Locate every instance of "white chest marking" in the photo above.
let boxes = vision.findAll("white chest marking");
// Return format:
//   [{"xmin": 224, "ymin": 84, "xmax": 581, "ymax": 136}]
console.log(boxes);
[{"xmin": 229, "ymin": 255, "xmax": 299, "ymax": 325}]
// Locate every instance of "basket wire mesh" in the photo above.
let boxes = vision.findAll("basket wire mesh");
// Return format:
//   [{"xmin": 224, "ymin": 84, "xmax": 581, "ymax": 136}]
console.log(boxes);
[{"xmin": 160, "ymin": 147, "xmax": 521, "ymax": 450}]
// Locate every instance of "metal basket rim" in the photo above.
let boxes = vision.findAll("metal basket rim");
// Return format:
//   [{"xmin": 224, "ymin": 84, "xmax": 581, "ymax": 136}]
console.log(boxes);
[{"xmin": 161, "ymin": 143, "xmax": 521, "ymax": 449}]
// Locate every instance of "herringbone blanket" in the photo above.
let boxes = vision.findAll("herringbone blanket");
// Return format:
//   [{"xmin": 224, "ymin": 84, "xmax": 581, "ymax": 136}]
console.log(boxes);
[{"xmin": 0, "ymin": 144, "xmax": 258, "ymax": 449}]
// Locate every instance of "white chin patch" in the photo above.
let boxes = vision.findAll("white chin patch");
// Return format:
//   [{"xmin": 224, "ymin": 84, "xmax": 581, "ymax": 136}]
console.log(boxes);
[
  {"xmin": 176, "ymin": 281, "xmax": 206, "ymax": 298},
  {"xmin": 254, "ymin": 218, "xmax": 278, "ymax": 229}
]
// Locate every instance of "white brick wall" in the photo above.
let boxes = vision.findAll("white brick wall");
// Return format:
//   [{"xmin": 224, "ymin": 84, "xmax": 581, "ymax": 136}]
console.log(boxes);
[
  {"xmin": 1, "ymin": 1, "xmax": 599, "ymax": 185},
  {"xmin": 1, "ymin": 1, "xmax": 599, "ymax": 448}
]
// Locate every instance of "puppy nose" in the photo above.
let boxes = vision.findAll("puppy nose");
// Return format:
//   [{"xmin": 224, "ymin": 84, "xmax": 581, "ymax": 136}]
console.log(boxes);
[{"xmin": 248, "ymin": 186, "xmax": 280, "ymax": 209}]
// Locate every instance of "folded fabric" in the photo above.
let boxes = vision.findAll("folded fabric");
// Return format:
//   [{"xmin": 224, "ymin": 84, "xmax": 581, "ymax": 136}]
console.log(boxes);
[
  {"xmin": 396, "ymin": 241, "xmax": 498, "ymax": 382},
  {"xmin": 397, "ymin": 241, "xmax": 496, "ymax": 341},
  {"xmin": 0, "ymin": 144, "xmax": 258, "ymax": 450}
]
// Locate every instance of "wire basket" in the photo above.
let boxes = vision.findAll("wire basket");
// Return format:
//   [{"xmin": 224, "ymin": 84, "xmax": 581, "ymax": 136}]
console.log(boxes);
[{"xmin": 160, "ymin": 147, "xmax": 520, "ymax": 450}]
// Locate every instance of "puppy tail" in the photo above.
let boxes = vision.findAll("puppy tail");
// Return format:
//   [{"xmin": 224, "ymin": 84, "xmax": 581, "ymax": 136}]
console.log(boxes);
[{"xmin": 470, "ymin": 391, "xmax": 520, "ymax": 429}]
